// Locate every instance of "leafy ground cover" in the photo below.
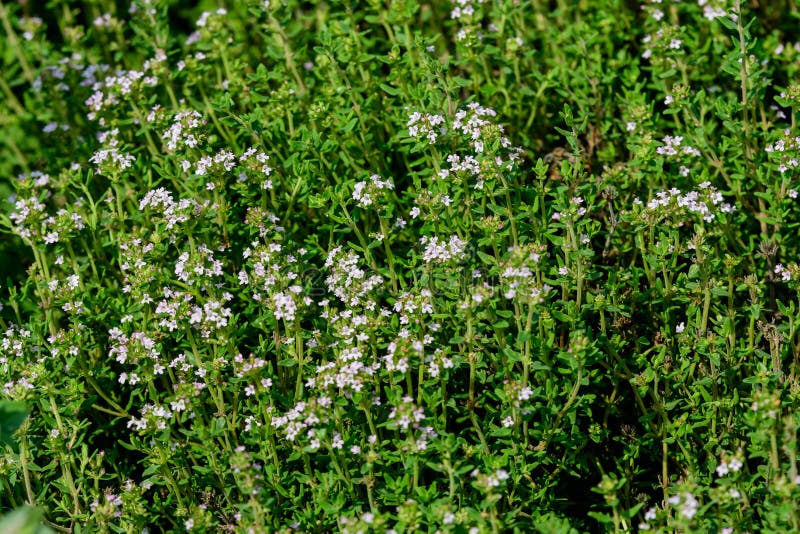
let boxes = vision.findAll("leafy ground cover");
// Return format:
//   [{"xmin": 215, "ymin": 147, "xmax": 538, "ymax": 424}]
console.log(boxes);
[{"xmin": 2, "ymin": 0, "xmax": 800, "ymax": 531}]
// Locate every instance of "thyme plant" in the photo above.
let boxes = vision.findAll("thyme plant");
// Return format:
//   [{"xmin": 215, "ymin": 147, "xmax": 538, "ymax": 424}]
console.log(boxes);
[{"xmin": 2, "ymin": 0, "xmax": 800, "ymax": 532}]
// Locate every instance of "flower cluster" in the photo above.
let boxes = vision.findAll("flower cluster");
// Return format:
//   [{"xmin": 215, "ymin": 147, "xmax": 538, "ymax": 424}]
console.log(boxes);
[
  {"xmin": 352, "ymin": 174, "xmax": 394, "ymax": 208},
  {"xmin": 656, "ymin": 135, "xmax": 701, "ymax": 159},
  {"xmin": 9, "ymin": 191, "xmax": 85, "ymax": 245},
  {"xmin": 420, "ymin": 235, "xmax": 467, "ymax": 264},
  {"xmin": 193, "ymin": 149, "xmax": 237, "ymax": 179},
  {"xmin": 108, "ymin": 328, "xmax": 160, "ymax": 383},
  {"xmin": 471, "ymin": 468, "xmax": 510, "ymax": 492},
  {"xmin": 311, "ymin": 347, "xmax": 379, "ymax": 396},
  {"xmin": 715, "ymin": 455, "xmax": 744, "ymax": 477},
  {"xmin": 160, "ymin": 109, "xmax": 205, "ymax": 152},
  {"xmin": 551, "ymin": 196, "xmax": 588, "ymax": 223},
  {"xmin": 639, "ymin": 507, "xmax": 658, "ymax": 531},
  {"xmin": 188, "ymin": 8, "xmax": 229, "ymax": 44},
  {"xmin": 238, "ymin": 147, "xmax": 274, "ymax": 190},
  {"xmin": 118, "ymin": 237, "xmax": 156, "ymax": 296},
  {"xmin": 407, "ymin": 111, "xmax": 446, "ymax": 144},
  {"xmin": 667, "ymin": 491, "xmax": 700, "ymax": 520},
  {"xmin": 765, "ymin": 128, "xmax": 800, "ymax": 174},
  {"xmin": 138, "ymin": 187, "xmax": 199, "ymax": 231},
  {"xmin": 0, "ymin": 325, "xmax": 42, "ymax": 399},
  {"xmin": 453, "ymin": 102, "xmax": 518, "ymax": 157},
  {"xmin": 233, "ymin": 353, "xmax": 271, "ymax": 382},
  {"xmin": 503, "ymin": 380, "xmax": 534, "ymax": 409},
  {"xmin": 325, "ymin": 246, "xmax": 384, "ymax": 307},
  {"xmin": 89, "ymin": 490, "xmax": 123, "ymax": 520},
  {"xmin": 84, "ymin": 50, "xmax": 165, "ymax": 121},
  {"xmin": 387, "ymin": 396, "xmax": 426, "ymax": 431},
  {"xmin": 47, "ymin": 273, "xmax": 86, "ymax": 315},
  {"xmin": 438, "ymin": 153, "xmax": 481, "ymax": 187},
  {"xmin": 633, "ymin": 182, "xmax": 735, "ymax": 224},
  {"xmin": 187, "ymin": 295, "xmax": 234, "ymax": 338},
  {"xmin": 174, "ymin": 244, "xmax": 224, "ymax": 288},
  {"xmin": 450, "ymin": 0, "xmax": 485, "ymax": 44},
  {"xmin": 698, "ymin": 0, "xmax": 729, "ymax": 21},
  {"xmin": 498, "ymin": 243, "xmax": 549, "ymax": 302},
  {"xmin": 383, "ymin": 329, "xmax": 425, "ymax": 376},
  {"xmin": 641, "ymin": 25, "xmax": 684, "ymax": 65},
  {"xmin": 772, "ymin": 261, "xmax": 800, "ymax": 290},
  {"xmin": 425, "ymin": 348, "xmax": 454, "ymax": 378},
  {"xmin": 244, "ymin": 206, "xmax": 282, "ymax": 238},
  {"xmin": 271, "ymin": 398, "xmax": 331, "ymax": 446},
  {"xmin": 153, "ymin": 287, "xmax": 194, "ymax": 331},
  {"xmin": 393, "ymin": 289, "xmax": 435, "ymax": 325},
  {"xmin": 127, "ymin": 403, "xmax": 174, "ymax": 432}
]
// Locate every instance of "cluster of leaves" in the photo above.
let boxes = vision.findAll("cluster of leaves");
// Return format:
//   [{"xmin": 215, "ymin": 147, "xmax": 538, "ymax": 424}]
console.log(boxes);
[{"xmin": 3, "ymin": 0, "xmax": 800, "ymax": 532}]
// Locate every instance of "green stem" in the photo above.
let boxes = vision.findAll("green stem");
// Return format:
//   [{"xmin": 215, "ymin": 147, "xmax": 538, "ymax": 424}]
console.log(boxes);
[
  {"xmin": 85, "ymin": 376, "xmax": 128, "ymax": 416},
  {"xmin": 48, "ymin": 394, "xmax": 82, "ymax": 516},
  {"xmin": 379, "ymin": 216, "xmax": 398, "ymax": 292},
  {"xmin": 469, "ymin": 355, "xmax": 490, "ymax": 457},
  {"xmin": 498, "ymin": 174, "xmax": 519, "ymax": 247},
  {"xmin": 0, "ymin": 1, "xmax": 35, "ymax": 84},
  {"xmin": 19, "ymin": 425, "xmax": 36, "ymax": 506},
  {"xmin": 269, "ymin": 15, "xmax": 307, "ymax": 95},
  {"xmin": 293, "ymin": 320, "xmax": 304, "ymax": 401},
  {"xmin": 701, "ymin": 281, "xmax": 712, "ymax": 337}
]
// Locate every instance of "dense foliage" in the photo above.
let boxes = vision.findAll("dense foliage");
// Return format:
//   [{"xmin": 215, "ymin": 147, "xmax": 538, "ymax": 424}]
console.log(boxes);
[{"xmin": 3, "ymin": 0, "xmax": 800, "ymax": 531}]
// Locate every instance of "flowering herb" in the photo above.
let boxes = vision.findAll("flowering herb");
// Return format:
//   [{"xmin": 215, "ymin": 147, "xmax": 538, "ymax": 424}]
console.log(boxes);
[{"xmin": 2, "ymin": 0, "xmax": 800, "ymax": 532}]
